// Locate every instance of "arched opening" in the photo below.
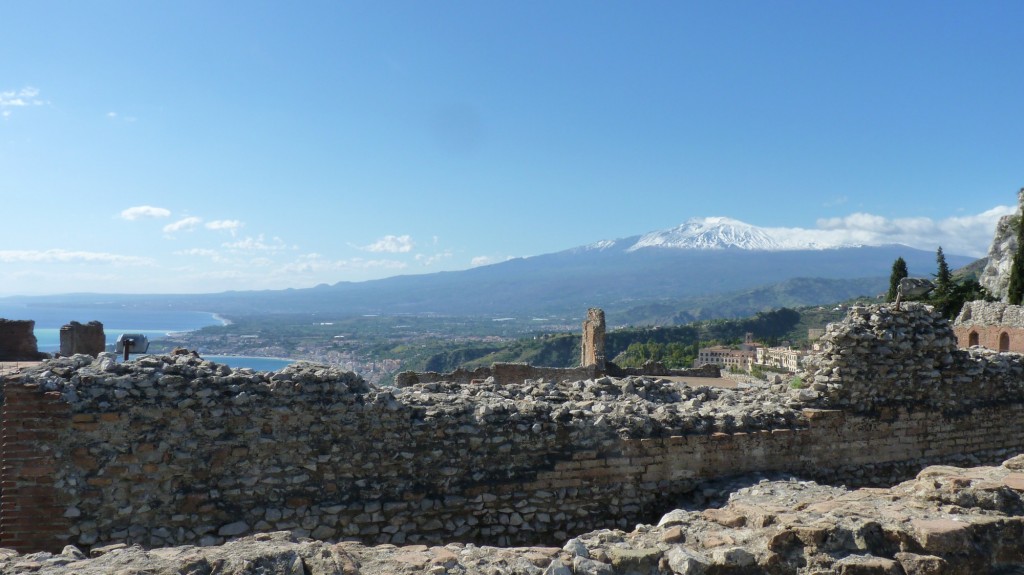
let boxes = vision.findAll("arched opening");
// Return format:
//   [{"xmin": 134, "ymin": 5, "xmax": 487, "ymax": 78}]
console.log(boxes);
[
  {"xmin": 968, "ymin": 331, "xmax": 979, "ymax": 347},
  {"xmin": 1000, "ymin": 332, "xmax": 1010, "ymax": 352}
]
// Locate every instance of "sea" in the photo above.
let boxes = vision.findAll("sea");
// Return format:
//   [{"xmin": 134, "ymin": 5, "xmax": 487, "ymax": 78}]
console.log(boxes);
[{"xmin": 0, "ymin": 303, "xmax": 295, "ymax": 371}]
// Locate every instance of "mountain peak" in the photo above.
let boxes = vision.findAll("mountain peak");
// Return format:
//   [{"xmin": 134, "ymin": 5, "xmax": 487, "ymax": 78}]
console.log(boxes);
[
  {"xmin": 626, "ymin": 217, "xmax": 863, "ymax": 252},
  {"xmin": 628, "ymin": 217, "xmax": 784, "ymax": 251}
]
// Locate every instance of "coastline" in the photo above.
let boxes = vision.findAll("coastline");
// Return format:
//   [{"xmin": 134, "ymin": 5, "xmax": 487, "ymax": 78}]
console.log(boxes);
[{"xmin": 210, "ymin": 312, "xmax": 232, "ymax": 326}]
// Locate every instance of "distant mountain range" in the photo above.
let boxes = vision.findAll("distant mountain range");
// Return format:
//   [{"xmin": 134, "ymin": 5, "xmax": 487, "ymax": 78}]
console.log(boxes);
[{"xmin": 2, "ymin": 218, "xmax": 977, "ymax": 324}]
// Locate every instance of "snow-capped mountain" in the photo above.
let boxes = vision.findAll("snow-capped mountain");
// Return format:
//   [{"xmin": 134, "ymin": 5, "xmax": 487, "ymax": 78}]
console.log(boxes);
[
  {"xmin": 625, "ymin": 217, "xmax": 862, "ymax": 252},
  {"xmin": 29, "ymin": 216, "xmax": 974, "ymax": 322}
]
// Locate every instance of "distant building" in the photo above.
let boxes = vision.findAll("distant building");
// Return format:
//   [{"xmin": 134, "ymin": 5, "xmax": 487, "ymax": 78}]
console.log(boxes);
[
  {"xmin": 755, "ymin": 346, "xmax": 807, "ymax": 372},
  {"xmin": 696, "ymin": 333, "xmax": 756, "ymax": 372},
  {"xmin": 697, "ymin": 332, "xmax": 808, "ymax": 373},
  {"xmin": 696, "ymin": 346, "xmax": 755, "ymax": 371}
]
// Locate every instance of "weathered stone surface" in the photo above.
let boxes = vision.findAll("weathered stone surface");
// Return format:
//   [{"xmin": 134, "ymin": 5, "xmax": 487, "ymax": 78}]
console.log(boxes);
[
  {"xmin": 581, "ymin": 307, "xmax": 606, "ymax": 370},
  {"xmin": 6, "ymin": 457, "xmax": 1024, "ymax": 573}
]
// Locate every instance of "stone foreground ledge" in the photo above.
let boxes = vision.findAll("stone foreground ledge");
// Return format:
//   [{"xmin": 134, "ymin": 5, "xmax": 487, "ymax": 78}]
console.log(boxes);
[{"xmin": 5, "ymin": 455, "xmax": 1024, "ymax": 574}]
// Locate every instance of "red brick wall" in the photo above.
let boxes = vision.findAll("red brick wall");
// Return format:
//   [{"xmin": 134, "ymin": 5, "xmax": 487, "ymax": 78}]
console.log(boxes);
[
  {"xmin": 0, "ymin": 383, "xmax": 72, "ymax": 553},
  {"xmin": 953, "ymin": 325, "xmax": 1024, "ymax": 353}
]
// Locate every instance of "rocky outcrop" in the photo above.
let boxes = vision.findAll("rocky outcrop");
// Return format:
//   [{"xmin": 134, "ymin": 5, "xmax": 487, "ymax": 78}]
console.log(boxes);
[
  {"xmin": 6, "ymin": 455, "xmax": 1024, "ymax": 574},
  {"xmin": 979, "ymin": 188, "xmax": 1024, "ymax": 302}
]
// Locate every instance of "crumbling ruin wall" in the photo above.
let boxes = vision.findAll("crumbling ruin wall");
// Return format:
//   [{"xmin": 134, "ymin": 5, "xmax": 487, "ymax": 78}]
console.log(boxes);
[
  {"xmin": 0, "ymin": 319, "xmax": 41, "ymax": 361},
  {"xmin": 59, "ymin": 321, "xmax": 105, "ymax": 357},
  {"xmin": 811, "ymin": 302, "xmax": 1024, "ymax": 413},
  {"xmin": 7, "ymin": 302, "xmax": 1024, "ymax": 554}
]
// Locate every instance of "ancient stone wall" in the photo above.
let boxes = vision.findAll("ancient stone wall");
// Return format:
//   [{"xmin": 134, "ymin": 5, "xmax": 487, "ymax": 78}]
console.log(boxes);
[
  {"xmin": 7, "ymin": 302, "xmax": 1024, "ymax": 554},
  {"xmin": 811, "ymin": 302, "xmax": 1024, "ymax": 413},
  {"xmin": 59, "ymin": 321, "xmax": 105, "ymax": 357},
  {"xmin": 0, "ymin": 319, "xmax": 41, "ymax": 361}
]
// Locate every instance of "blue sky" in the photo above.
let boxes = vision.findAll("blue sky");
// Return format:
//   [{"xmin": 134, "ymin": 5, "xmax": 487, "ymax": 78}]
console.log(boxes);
[{"xmin": 2, "ymin": 1, "xmax": 1023, "ymax": 296}]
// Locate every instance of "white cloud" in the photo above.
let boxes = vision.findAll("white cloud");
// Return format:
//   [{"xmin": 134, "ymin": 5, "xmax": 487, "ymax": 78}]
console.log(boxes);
[
  {"xmin": 362, "ymin": 234, "xmax": 414, "ymax": 253},
  {"xmin": 0, "ymin": 249, "xmax": 153, "ymax": 266},
  {"xmin": 471, "ymin": 256, "xmax": 495, "ymax": 267},
  {"xmin": 106, "ymin": 111, "xmax": 137, "ymax": 122},
  {"xmin": 206, "ymin": 220, "xmax": 244, "ymax": 234},
  {"xmin": 808, "ymin": 205, "xmax": 1015, "ymax": 257},
  {"xmin": 415, "ymin": 250, "xmax": 453, "ymax": 266},
  {"xmin": 174, "ymin": 248, "xmax": 221, "ymax": 260},
  {"xmin": 163, "ymin": 217, "xmax": 202, "ymax": 233},
  {"xmin": 120, "ymin": 205, "xmax": 171, "ymax": 220},
  {"xmin": 0, "ymin": 87, "xmax": 45, "ymax": 115},
  {"xmin": 277, "ymin": 253, "xmax": 408, "ymax": 274},
  {"xmin": 222, "ymin": 234, "xmax": 287, "ymax": 252}
]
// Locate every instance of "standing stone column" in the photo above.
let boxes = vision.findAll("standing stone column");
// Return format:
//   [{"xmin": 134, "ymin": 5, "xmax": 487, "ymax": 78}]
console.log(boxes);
[
  {"xmin": 581, "ymin": 308, "xmax": 606, "ymax": 370},
  {"xmin": 59, "ymin": 321, "xmax": 105, "ymax": 357}
]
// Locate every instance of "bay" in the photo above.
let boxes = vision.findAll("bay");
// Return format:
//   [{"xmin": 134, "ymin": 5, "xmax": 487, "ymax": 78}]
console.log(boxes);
[
  {"xmin": 202, "ymin": 355, "xmax": 295, "ymax": 371},
  {"xmin": 0, "ymin": 303, "xmax": 224, "ymax": 352}
]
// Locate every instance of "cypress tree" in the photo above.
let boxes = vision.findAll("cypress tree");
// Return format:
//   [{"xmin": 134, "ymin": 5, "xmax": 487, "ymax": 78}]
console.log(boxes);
[
  {"xmin": 887, "ymin": 257, "xmax": 908, "ymax": 302},
  {"xmin": 1007, "ymin": 218, "xmax": 1024, "ymax": 305},
  {"xmin": 935, "ymin": 246, "xmax": 951, "ymax": 296}
]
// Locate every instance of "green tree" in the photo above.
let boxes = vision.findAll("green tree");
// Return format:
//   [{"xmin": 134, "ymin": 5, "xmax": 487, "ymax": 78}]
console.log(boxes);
[
  {"xmin": 1008, "ymin": 218, "xmax": 1024, "ymax": 305},
  {"xmin": 935, "ymin": 246, "xmax": 951, "ymax": 296},
  {"xmin": 933, "ymin": 278, "xmax": 989, "ymax": 319},
  {"xmin": 887, "ymin": 257, "xmax": 908, "ymax": 302}
]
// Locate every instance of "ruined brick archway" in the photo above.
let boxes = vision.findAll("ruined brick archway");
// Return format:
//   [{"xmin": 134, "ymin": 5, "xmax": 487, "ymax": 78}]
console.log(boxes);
[
  {"xmin": 1000, "ymin": 332, "xmax": 1011, "ymax": 352},
  {"xmin": 969, "ymin": 331, "xmax": 980, "ymax": 347}
]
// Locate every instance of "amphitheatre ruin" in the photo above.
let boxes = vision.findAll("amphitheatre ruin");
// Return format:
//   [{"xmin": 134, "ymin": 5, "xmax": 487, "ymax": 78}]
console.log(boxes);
[{"xmin": 5, "ymin": 193, "xmax": 1024, "ymax": 573}]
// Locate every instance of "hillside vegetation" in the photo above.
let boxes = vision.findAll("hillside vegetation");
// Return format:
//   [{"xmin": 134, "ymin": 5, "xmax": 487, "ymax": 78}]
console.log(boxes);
[{"xmin": 419, "ymin": 306, "xmax": 857, "ymax": 373}]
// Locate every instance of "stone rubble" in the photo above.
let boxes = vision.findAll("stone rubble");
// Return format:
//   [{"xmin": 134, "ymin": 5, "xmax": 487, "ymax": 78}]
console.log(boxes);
[
  {"xmin": 806, "ymin": 302, "xmax": 1024, "ymax": 413},
  {"xmin": 5, "ymin": 455, "xmax": 1024, "ymax": 574}
]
